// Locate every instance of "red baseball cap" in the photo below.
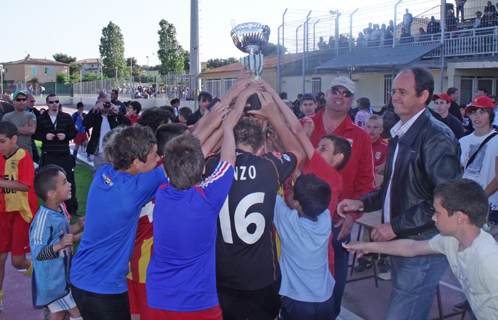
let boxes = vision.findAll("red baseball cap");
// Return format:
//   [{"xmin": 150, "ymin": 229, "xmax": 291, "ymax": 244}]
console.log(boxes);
[
  {"xmin": 432, "ymin": 93, "xmax": 451, "ymax": 103},
  {"xmin": 464, "ymin": 96, "xmax": 496, "ymax": 114}
]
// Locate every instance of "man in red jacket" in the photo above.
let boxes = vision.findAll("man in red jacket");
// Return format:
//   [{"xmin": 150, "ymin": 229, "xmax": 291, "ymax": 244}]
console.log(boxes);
[{"xmin": 302, "ymin": 77, "xmax": 375, "ymax": 318}]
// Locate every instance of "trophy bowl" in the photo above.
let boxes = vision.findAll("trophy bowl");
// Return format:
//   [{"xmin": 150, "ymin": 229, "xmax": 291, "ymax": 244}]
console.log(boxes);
[{"xmin": 230, "ymin": 22, "xmax": 271, "ymax": 54}]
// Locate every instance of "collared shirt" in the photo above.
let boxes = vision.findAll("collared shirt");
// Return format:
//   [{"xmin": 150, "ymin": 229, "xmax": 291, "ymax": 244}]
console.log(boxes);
[{"xmin": 383, "ymin": 108, "xmax": 426, "ymax": 222}]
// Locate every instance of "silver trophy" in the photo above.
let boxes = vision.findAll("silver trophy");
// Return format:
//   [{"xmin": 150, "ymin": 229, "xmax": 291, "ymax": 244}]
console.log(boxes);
[{"xmin": 230, "ymin": 21, "xmax": 271, "ymax": 79}]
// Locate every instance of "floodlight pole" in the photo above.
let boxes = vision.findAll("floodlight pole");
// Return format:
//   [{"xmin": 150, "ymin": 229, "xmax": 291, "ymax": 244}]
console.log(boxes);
[
  {"xmin": 334, "ymin": 11, "xmax": 342, "ymax": 56},
  {"xmin": 0, "ymin": 64, "xmax": 3, "ymax": 95},
  {"xmin": 349, "ymin": 9, "xmax": 359, "ymax": 52},
  {"xmin": 303, "ymin": 11, "xmax": 311, "ymax": 94},
  {"xmin": 393, "ymin": 0, "xmax": 404, "ymax": 47},
  {"xmin": 439, "ymin": 0, "xmax": 446, "ymax": 92},
  {"xmin": 296, "ymin": 25, "xmax": 302, "ymax": 54},
  {"xmin": 313, "ymin": 19, "xmax": 320, "ymax": 50}
]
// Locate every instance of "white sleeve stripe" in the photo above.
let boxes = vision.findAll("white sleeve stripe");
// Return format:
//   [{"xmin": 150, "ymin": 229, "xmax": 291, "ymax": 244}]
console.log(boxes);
[
  {"xmin": 201, "ymin": 162, "xmax": 230, "ymax": 188},
  {"xmin": 32, "ymin": 208, "xmax": 49, "ymax": 247}
]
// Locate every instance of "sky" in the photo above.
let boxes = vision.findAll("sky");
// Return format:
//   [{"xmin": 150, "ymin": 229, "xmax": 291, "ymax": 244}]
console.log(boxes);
[{"xmin": 1, "ymin": 0, "xmax": 428, "ymax": 68}]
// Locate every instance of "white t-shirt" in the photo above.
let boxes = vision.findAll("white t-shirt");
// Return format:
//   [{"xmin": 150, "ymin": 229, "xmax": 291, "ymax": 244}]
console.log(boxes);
[
  {"xmin": 273, "ymin": 195, "xmax": 335, "ymax": 303},
  {"xmin": 98, "ymin": 116, "xmax": 111, "ymax": 154},
  {"xmin": 459, "ymin": 131, "xmax": 498, "ymax": 207},
  {"xmin": 429, "ymin": 230, "xmax": 498, "ymax": 320}
]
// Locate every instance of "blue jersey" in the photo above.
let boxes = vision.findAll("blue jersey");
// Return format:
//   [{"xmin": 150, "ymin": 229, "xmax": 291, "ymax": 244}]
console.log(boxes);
[
  {"xmin": 29, "ymin": 205, "xmax": 71, "ymax": 307},
  {"xmin": 71, "ymin": 112, "xmax": 86, "ymax": 134},
  {"xmin": 146, "ymin": 161, "xmax": 233, "ymax": 312},
  {"xmin": 70, "ymin": 164, "xmax": 165, "ymax": 294}
]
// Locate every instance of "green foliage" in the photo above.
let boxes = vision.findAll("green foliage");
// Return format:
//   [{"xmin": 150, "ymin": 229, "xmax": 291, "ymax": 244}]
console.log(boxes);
[
  {"xmin": 82, "ymin": 73, "xmax": 100, "ymax": 82},
  {"xmin": 70, "ymin": 73, "xmax": 81, "ymax": 83},
  {"xmin": 205, "ymin": 57, "xmax": 239, "ymax": 70},
  {"xmin": 261, "ymin": 42, "xmax": 287, "ymax": 56},
  {"xmin": 99, "ymin": 21, "xmax": 127, "ymax": 78},
  {"xmin": 184, "ymin": 50, "xmax": 190, "ymax": 73},
  {"xmin": 157, "ymin": 19, "xmax": 184, "ymax": 74},
  {"xmin": 53, "ymin": 53, "xmax": 77, "ymax": 64},
  {"xmin": 127, "ymin": 57, "xmax": 140, "ymax": 77},
  {"xmin": 56, "ymin": 72, "xmax": 70, "ymax": 84},
  {"xmin": 69, "ymin": 62, "xmax": 83, "ymax": 76},
  {"xmin": 30, "ymin": 77, "xmax": 39, "ymax": 84}
]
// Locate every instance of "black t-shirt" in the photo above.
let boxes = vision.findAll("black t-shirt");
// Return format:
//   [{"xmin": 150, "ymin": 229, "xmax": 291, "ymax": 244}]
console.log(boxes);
[
  {"xmin": 449, "ymin": 101, "xmax": 463, "ymax": 122},
  {"xmin": 186, "ymin": 110, "xmax": 202, "ymax": 126},
  {"xmin": 205, "ymin": 149, "xmax": 298, "ymax": 290},
  {"xmin": 441, "ymin": 113, "xmax": 465, "ymax": 139}
]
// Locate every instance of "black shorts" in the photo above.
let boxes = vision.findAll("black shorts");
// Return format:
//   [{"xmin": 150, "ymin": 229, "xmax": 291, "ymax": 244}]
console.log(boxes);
[
  {"xmin": 217, "ymin": 280, "xmax": 281, "ymax": 320},
  {"xmin": 71, "ymin": 284, "xmax": 131, "ymax": 320},
  {"xmin": 280, "ymin": 295, "xmax": 335, "ymax": 320}
]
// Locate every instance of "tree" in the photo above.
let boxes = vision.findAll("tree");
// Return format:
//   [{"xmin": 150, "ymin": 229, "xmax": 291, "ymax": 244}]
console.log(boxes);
[
  {"xmin": 205, "ymin": 57, "xmax": 239, "ymax": 70},
  {"xmin": 157, "ymin": 19, "xmax": 184, "ymax": 74},
  {"xmin": 56, "ymin": 72, "xmax": 69, "ymax": 84},
  {"xmin": 82, "ymin": 73, "xmax": 99, "ymax": 82},
  {"xmin": 30, "ymin": 77, "xmax": 39, "ymax": 84},
  {"xmin": 69, "ymin": 62, "xmax": 82, "ymax": 76},
  {"xmin": 261, "ymin": 42, "xmax": 287, "ymax": 56},
  {"xmin": 70, "ymin": 73, "xmax": 81, "ymax": 83},
  {"xmin": 99, "ymin": 21, "xmax": 127, "ymax": 78},
  {"xmin": 127, "ymin": 57, "xmax": 140, "ymax": 78},
  {"xmin": 183, "ymin": 50, "xmax": 190, "ymax": 73},
  {"xmin": 53, "ymin": 53, "xmax": 77, "ymax": 64}
]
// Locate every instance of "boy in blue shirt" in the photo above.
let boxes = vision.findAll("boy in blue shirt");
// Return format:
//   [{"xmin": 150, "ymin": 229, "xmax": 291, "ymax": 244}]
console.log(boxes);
[
  {"xmin": 30, "ymin": 164, "xmax": 84, "ymax": 320},
  {"xmin": 146, "ymin": 107, "xmax": 239, "ymax": 320},
  {"xmin": 70, "ymin": 125, "xmax": 165, "ymax": 320},
  {"xmin": 274, "ymin": 173, "xmax": 335, "ymax": 320}
]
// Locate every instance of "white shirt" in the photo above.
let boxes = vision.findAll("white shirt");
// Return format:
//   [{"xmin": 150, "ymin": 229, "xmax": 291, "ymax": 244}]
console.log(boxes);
[
  {"xmin": 429, "ymin": 230, "xmax": 498, "ymax": 320},
  {"xmin": 459, "ymin": 130, "xmax": 498, "ymax": 208},
  {"xmin": 383, "ymin": 108, "xmax": 426, "ymax": 222},
  {"xmin": 98, "ymin": 116, "xmax": 111, "ymax": 154}
]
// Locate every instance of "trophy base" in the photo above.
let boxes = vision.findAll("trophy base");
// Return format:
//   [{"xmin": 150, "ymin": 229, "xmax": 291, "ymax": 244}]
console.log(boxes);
[{"xmin": 242, "ymin": 53, "xmax": 264, "ymax": 80}]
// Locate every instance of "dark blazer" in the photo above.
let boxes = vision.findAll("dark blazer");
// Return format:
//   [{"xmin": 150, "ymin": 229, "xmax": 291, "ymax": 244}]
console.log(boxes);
[
  {"xmin": 34, "ymin": 111, "xmax": 77, "ymax": 155},
  {"xmin": 82, "ymin": 110, "xmax": 130, "ymax": 155},
  {"xmin": 360, "ymin": 109, "xmax": 461, "ymax": 240}
]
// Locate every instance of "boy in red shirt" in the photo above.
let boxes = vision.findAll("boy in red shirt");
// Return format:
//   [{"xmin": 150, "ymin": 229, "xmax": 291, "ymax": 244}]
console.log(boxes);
[
  {"xmin": 366, "ymin": 115, "xmax": 389, "ymax": 174},
  {"xmin": 125, "ymin": 101, "xmax": 141, "ymax": 125}
]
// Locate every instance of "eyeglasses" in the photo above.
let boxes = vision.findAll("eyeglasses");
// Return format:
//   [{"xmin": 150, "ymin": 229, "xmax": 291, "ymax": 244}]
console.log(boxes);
[
  {"xmin": 331, "ymin": 88, "xmax": 353, "ymax": 98},
  {"xmin": 15, "ymin": 98, "xmax": 27, "ymax": 102},
  {"xmin": 48, "ymin": 100, "xmax": 60, "ymax": 104}
]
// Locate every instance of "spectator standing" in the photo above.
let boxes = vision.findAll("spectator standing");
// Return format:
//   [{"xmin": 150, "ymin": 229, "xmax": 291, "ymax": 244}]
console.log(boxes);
[
  {"xmin": 447, "ymin": 87, "xmax": 463, "ymax": 121},
  {"xmin": 484, "ymin": 1, "xmax": 497, "ymax": 26},
  {"xmin": 460, "ymin": 105, "xmax": 474, "ymax": 135},
  {"xmin": 71, "ymin": 102, "xmax": 88, "ymax": 159},
  {"xmin": 446, "ymin": 9, "xmax": 458, "ymax": 31},
  {"xmin": 25, "ymin": 94, "xmax": 41, "ymax": 163},
  {"xmin": 432, "ymin": 93, "xmax": 465, "ymax": 139},
  {"xmin": 292, "ymin": 93, "xmax": 303, "ymax": 117},
  {"xmin": 303, "ymin": 77, "xmax": 375, "ymax": 318},
  {"xmin": 403, "ymin": 9, "xmax": 414, "ymax": 35},
  {"xmin": 337, "ymin": 67, "xmax": 461, "ymax": 320},
  {"xmin": 456, "ymin": 0, "xmax": 467, "ymax": 22},
  {"xmin": 34, "ymin": 94, "xmax": 78, "ymax": 215},
  {"xmin": 178, "ymin": 107, "xmax": 192, "ymax": 125},
  {"xmin": 0, "ymin": 96, "xmax": 15, "ymax": 120},
  {"xmin": 427, "ymin": 16, "xmax": 441, "ymax": 34},
  {"xmin": 299, "ymin": 93, "xmax": 317, "ymax": 119},
  {"xmin": 474, "ymin": 11, "xmax": 484, "ymax": 29},
  {"xmin": 111, "ymin": 89, "xmax": 127, "ymax": 116},
  {"xmin": 3, "ymin": 91, "xmax": 37, "ymax": 158},
  {"xmin": 354, "ymin": 97, "xmax": 372, "ymax": 129}
]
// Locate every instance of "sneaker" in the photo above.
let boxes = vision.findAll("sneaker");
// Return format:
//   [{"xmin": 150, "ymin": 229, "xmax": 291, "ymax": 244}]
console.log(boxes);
[
  {"xmin": 377, "ymin": 257, "xmax": 390, "ymax": 274},
  {"xmin": 354, "ymin": 257, "xmax": 373, "ymax": 272},
  {"xmin": 378, "ymin": 270, "xmax": 392, "ymax": 280},
  {"xmin": 453, "ymin": 300, "xmax": 470, "ymax": 311}
]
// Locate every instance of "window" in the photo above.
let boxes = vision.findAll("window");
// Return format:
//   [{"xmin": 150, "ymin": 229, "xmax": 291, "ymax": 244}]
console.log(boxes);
[
  {"xmin": 205, "ymin": 79, "xmax": 222, "ymax": 97},
  {"xmin": 384, "ymin": 75, "xmax": 393, "ymax": 104},
  {"xmin": 4, "ymin": 67, "xmax": 7, "ymax": 74},
  {"xmin": 223, "ymin": 78, "xmax": 236, "ymax": 95},
  {"xmin": 32, "ymin": 66, "xmax": 37, "ymax": 75},
  {"xmin": 44, "ymin": 67, "xmax": 52, "ymax": 75},
  {"xmin": 311, "ymin": 77, "xmax": 321, "ymax": 96}
]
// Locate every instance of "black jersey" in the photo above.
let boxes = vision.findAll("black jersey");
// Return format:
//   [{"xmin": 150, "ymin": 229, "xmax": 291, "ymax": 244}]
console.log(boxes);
[{"xmin": 205, "ymin": 149, "xmax": 298, "ymax": 290}]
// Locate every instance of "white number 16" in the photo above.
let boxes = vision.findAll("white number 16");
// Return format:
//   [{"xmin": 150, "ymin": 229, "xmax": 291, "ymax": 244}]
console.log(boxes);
[{"xmin": 219, "ymin": 192, "xmax": 266, "ymax": 245}]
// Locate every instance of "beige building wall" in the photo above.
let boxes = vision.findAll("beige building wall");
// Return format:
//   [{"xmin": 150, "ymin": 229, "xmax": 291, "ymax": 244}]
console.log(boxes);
[{"xmin": 4, "ymin": 64, "xmax": 68, "ymax": 85}]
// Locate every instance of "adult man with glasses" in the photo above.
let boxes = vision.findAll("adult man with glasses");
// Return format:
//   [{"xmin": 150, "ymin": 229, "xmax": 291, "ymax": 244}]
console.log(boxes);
[
  {"xmin": 34, "ymin": 94, "xmax": 78, "ymax": 215},
  {"xmin": 3, "ymin": 91, "xmax": 37, "ymax": 158},
  {"xmin": 302, "ymin": 77, "xmax": 375, "ymax": 318}
]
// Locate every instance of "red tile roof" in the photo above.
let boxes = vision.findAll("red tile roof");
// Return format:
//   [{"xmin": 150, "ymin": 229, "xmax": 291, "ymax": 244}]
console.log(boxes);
[{"xmin": 6, "ymin": 57, "xmax": 69, "ymax": 66}]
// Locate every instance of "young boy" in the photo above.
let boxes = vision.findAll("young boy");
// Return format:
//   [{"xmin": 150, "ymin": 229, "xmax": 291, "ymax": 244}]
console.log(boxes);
[
  {"xmin": 125, "ymin": 101, "xmax": 142, "ymax": 126},
  {"xmin": 432, "ymin": 93, "xmax": 465, "ymax": 139},
  {"xmin": 275, "ymin": 174, "xmax": 335, "ymax": 320},
  {"xmin": 343, "ymin": 179, "xmax": 498, "ymax": 320},
  {"xmin": 365, "ymin": 115, "xmax": 388, "ymax": 174},
  {"xmin": 30, "ymin": 165, "xmax": 84, "ymax": 320},
  {"xmin": 298, "ymin": 93, "xmax": 317, "ymax": 119},
  {"xmin": 0, "ymin": 121, "xmax": 38, "ymax": 312},
  {"xmin": 71, "ymin": 102, "xmax": 88, "ymax": 159},
  {"xmin": 354, "ymin": 97, "xmax": 371, "ymax": 129},
  {"xmin": 126, "ymin": 123, "xmax": 188, "ymax": 320},
  {"xmin": 146, "ymin": 108, "xmax": 238, "ymax": 319},
  {"xmin": 178, "ymin": 107, "xmax": 192, "ymax": 125},
  {"xmin": 70, "ymin": 125, "xmax": 165, "ymax": 320}
]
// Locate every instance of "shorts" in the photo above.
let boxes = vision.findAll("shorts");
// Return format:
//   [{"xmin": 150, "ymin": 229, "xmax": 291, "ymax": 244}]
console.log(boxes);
[
  {"xmin": 127, "ymin": 279, "xmax": 149, "ymax": 320},
  {"xmin": 280, "ymin": 295, "xmax": 335, "ymax": 320},
  {"xmin": 0, "ymin": 211, "xmax": 31, "ymax": 255},
  {"xmin": 71, "ymin": 284, "xmax": 131, "ymax": 320},
  {"xmin": 217, "ymin": 281, "xmax": 281, "ymax": 320},
  {"xmin": 73, "ymin": 132, "xmax": 88, "ymax": 144},
  {"xmin": 148, "ymin": 304, "xmax": 222, "ymax": 320},
  {"xmin": 48, "ymin": 290, "xmax": 77, "ymax": 313}
]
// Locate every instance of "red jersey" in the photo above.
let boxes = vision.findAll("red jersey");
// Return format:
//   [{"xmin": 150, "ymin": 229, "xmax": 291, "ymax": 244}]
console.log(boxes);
[
  {"xmin": 302, "ymin": 109, "xmax": 376, "ymax": 221},
  {"xmin": 125, "ymin": 114, "xmax": 140, "ymax": 126},
  {"xmin": 372, "ymin": 137, "xmax": 389, "ymax": 168},
  {"xmin": 0, "ymin": 148, "xmax": 38, "ymax": 223}
]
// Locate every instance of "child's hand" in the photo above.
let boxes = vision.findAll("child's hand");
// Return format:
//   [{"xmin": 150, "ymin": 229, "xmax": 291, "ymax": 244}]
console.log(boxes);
[
  {"xmin": 77, "ymin": 216, "xmax": 85, "ymax": 228},
  {"xmin": 342, "ymin": 241, "xmax": 369, "ymax": 257},
  {"xmin": 247, "ymin": 91, "xmax": 278, "ymax": 120},
  {"xmin": 222, "ymin": 109, "xmax": 241, "ymax": 129},
  {"xmin": 54, "ymin": 234, "xmax": 75, "ymax": 252},
  {"xmin": 302, "ymin": 118, "xmax": 315, "ymax": 139}
]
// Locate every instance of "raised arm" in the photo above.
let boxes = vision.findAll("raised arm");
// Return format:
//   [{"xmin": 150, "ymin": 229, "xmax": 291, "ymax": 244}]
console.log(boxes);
[
  {"xmin": 219, "ymin": 109, "xmax": 241, "ymax": 167},
  {"xmin": 343, "ymin": 239, "xmax": 436, "ymax": 257}
]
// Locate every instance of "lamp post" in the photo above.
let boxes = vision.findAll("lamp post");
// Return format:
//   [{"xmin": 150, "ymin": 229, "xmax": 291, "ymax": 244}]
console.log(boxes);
[
  {"xmin": 0, "ymin": 64, "xmax": 3, "ymax": 95},
  {"xmin": 146, "ymin": 56, "xmax": 149, "ymax": 87}
]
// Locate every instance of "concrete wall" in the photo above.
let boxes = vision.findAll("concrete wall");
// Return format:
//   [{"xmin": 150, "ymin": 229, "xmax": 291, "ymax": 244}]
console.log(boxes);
[{"xmin": 71, "ymin": 95, "xmax": 198, "ymax": 111}]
